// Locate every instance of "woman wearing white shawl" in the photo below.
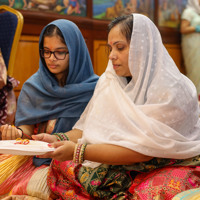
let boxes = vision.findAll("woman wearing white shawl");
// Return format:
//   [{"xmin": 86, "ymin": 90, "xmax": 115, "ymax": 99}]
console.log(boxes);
[
  {"xmin": 181, "ymin": 0, "xmax": 200, "ymax": 97},
  {"xmin": 36, "ymin": 14, "xmax": 200, "ymax": 199}
]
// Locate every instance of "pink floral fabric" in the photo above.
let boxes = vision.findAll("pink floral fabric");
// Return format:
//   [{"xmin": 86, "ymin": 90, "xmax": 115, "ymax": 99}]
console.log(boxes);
[{"xmin": 129, "ymin": 166, "xmax": 200, "ymax": 200}]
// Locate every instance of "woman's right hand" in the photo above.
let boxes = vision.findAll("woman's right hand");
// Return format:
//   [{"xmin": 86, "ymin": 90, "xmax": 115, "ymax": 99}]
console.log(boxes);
[
  {"xmin": 0, "ymin": 124, "xmax": 22, "ymax": 140},
  {"xmin": 32, "ymin": 133, "xmax": 57, "ymax": 143},
  {"xmin": 38, "ymin": 140, "xmax": 75, "ymax": 162}
]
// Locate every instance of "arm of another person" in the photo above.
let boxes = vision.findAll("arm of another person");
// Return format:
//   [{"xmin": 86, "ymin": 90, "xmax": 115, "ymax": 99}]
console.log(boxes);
[
  {"xmin": 0, "ymin": 124, "xmax": 34, "ymax": 140},
  {"xmin": 38, "ymin": 128, "xmax": 153, "ymax": 165},
  {"xmin": 180, "ymin": 19, "xmax": 196, "ymax": 34},
  {"xmin": 32, "ymin": 128, "xmax": 83, "ymax": 143}
]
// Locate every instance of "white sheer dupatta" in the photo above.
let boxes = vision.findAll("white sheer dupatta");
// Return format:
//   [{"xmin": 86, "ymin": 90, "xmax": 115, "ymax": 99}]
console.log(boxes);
[
  {"xmin": 75, "ymin": 14, "xmax": 200, "ymax": 168},
  {"xmin": 186, "ymin": 0, "xmax": 200, "ymax": 15}
]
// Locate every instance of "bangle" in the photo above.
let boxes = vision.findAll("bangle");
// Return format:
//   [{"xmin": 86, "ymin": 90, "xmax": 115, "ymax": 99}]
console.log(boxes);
[
  {"xmin": 54, "ymin": 135, "xmax": 61, "ymax": 141},
  {"xmin": 16, "ymin": 127, "xmax": 23, "ymax": 138},
  {"xmin": 73, "ymin": 143, "xmax": 79, "ymax": 163},
  {"xmin": 62, "ymin": 133, "xmax": 69, "ymax": 141},
  {"xmin": 53, "ymin": 133, "xmax": 69, "ymax": 141},
  {"xmin": 53, "ymin": 133, "xmax": 62, "ymax": 141},
  {"xmin": 73, "ymin": 143, "xmax": 87, "ymax": 164},
  {"xmin": 79, "ymin": 144, "xmax": 87, "ymax": 164}
]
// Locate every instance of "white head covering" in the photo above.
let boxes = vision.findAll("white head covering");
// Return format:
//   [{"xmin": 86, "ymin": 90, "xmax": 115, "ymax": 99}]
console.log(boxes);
[
  {"xmin": 186, "ymin": 0, "xmax": 200, "ymax": 15},
  {"xmin": 75, "ymin": 14, "xmax": 200, "ymax": 168}
]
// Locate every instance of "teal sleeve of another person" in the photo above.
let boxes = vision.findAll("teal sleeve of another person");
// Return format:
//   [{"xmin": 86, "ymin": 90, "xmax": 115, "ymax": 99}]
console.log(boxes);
[{"xmin": 195, "ymin": 25, "xmax": 200, "ymax": 32}]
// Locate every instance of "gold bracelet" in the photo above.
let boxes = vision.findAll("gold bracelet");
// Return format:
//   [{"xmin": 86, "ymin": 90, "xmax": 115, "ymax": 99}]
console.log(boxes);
[
  {"xmin": 79, "ymin": 144, "xmax": 87, "ymax": 164},
  {"xmin": 73, "ymin": 143, "xmax": 79, "ymax": 163}
]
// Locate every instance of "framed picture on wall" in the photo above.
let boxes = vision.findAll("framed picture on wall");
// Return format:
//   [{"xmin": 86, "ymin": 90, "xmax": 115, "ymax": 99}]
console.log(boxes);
[
  {"xmin": 93, "ymin": 0, "xmax": 154, "ymax": 21},
  {"xmin": 158, "ymin": 0, "xmax": 187, "ymax": 28},
  {"xmin": 0, "ymin": 0, "xmax": 87, "ymax": 16}
]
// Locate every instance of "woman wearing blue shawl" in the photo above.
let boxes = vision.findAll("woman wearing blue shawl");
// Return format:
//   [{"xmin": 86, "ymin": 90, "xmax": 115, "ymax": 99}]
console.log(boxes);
[{"xmin": 0, "ymin": 19, "xmax": 98, "ymax": 198}]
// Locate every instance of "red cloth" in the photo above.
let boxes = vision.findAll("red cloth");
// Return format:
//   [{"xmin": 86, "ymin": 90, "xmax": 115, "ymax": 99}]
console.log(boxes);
[{"xmin": 129, "ymin": 166, "xmax": 200, "ymax": 200}]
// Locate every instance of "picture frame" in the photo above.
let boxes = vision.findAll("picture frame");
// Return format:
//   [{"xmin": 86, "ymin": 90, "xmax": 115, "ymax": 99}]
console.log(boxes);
[
  {"xmin": 0, "ymin": 0, "xmax": 87, "ymax": 17},
  {"xmin": 158, "ymin": 0, "xmax": 187, "ymax": 28},
  {"xmin": 93, "ymin": 0, "xmax": 155, "ymax": 21}
]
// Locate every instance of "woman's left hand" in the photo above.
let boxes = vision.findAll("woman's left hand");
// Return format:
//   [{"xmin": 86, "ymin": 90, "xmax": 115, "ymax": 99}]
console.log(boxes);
[
  {"xmin": 38, "ymin": 140, "xmax": 76, "ymax": 162},
  {"xmin": 0, "ymin": 124, "xmax": 22, "ymax": 140}
]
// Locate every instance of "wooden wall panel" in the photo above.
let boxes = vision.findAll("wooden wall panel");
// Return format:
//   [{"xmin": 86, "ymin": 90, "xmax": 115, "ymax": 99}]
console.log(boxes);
[
  {"xmin": 93, "ymin": 40, "xmax": 109, "ymax": 76},
  {"xmin": 13, "ymin": 35, "xmax": 40, "ymax": 97},
  {"xmin": 164, "ymin": 44, "xmax": 185, "ymax": 74}
]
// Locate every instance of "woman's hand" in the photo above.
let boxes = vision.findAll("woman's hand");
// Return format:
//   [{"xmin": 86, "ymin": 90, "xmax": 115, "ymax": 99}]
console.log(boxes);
[
  {"xmin": 0, "ymin": 124, "xmax": 22, "ymax": 140},
  {"xmin": 32, "ymin": 133, "xmax": 57, "ymax": 143},
  {"xmin": 38, "ymin": 141, "xmax": 76, "ymax": 162}
]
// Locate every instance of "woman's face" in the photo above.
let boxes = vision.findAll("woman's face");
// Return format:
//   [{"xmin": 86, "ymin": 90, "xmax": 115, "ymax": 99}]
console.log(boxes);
[
  {"xmin": 108, "ymin": 24, "xmax": 131, "ymax": 77},
  {"xmin": 43, "ymin": 35, "xmax": 69, "ymax": 83}
]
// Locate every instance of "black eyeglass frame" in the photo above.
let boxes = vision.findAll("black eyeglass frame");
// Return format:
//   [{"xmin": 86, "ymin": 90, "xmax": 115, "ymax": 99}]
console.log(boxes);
[{"xmin": 40, "ymin": 49, "xmax": 69, "ymax": 60}]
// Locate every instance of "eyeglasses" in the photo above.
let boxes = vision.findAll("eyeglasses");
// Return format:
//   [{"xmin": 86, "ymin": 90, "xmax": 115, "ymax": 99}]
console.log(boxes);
[{"xmin": 40, "ymin": 49, "xmax": 69, "ymax": 60}]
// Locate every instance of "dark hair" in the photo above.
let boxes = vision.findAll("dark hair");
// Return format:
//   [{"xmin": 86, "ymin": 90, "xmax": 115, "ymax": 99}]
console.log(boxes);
[
  {"xmin": 40, "ymin": 24, "xmax": 65, "ymax": 50},
  {"xmin": 108, "ymin": 15, "xmax": 133, "ymax": 42}
]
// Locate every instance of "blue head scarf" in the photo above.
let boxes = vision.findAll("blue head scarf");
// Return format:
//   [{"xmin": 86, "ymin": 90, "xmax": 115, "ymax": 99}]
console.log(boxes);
[{"xmin": 15, "ymin": 19, "xmax": 98, "ymax": 166}]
